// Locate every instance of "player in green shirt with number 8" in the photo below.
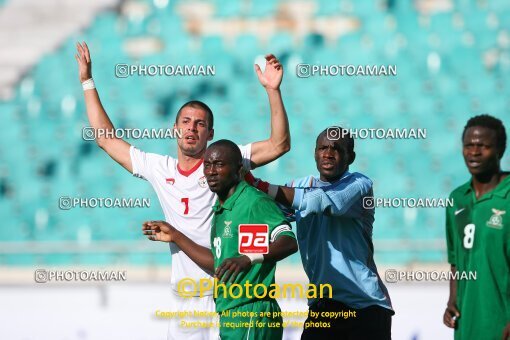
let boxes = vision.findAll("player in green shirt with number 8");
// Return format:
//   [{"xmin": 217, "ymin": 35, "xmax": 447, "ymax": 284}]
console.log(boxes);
[{"xmin": 444, "ymin": 115, "xmax": 510, "ymax": 340}]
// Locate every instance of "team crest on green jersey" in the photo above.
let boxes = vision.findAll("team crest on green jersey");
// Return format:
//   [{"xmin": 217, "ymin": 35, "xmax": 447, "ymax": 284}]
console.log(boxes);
[
  {"xmin": 486, "ymin": 208, "xmax": 505, "ymax": 229},
  {"xmin": 223, "ymin": 221, "xmax": 234, "ymax": 238}
]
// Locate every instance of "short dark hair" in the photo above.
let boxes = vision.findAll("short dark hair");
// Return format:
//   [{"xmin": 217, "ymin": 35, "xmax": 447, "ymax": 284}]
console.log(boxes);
[
  {"xmin": 462, "ymin": 114, "xmax": 506, "ymax": 156},
  {"xmin": 317, "ymin": 126, "xmax": 355, "ymax": 156},
  {"xmin": 175, "ymin": 100, "xmax": 214, "ymax": 130},
  {"xmin": 207, "ymin": 139, "xmax": 242, "ymax": 166}
]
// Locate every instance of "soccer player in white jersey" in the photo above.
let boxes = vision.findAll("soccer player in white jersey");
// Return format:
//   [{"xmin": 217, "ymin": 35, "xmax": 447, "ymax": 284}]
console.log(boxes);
[{"xmin": 75, "ymin": 42, "xmax": 290, "ymax": 340}]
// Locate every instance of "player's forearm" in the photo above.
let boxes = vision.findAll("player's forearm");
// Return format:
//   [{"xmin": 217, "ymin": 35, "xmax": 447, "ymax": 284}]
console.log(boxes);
[
  {"xmin": 173, "ymin": 230, "xmax": 215, "ymax": 273},
  {"xmin": 82, "ymin": 88, "xmax": 133, "ymax": 171},
  {"xmin": 249, "ymin": 89, "xmax": 290, "ymax": 168},
  {"xmin": 263, "ymin": 235, "xmax": 298, "ymax": 262},
  {"xmin": 448, "ymin": 265, "xmax": 458, "ymax": 305},
  {"xmin": 291, "ymin": 178, "xmax": 372, "ymax": 217},
  {"xmin": 266, "ymin": 88, "xmax": 290, "ymax": 155},
  {"xmin": 243, "ymin": 172, "xmax": 294, "ymax": 207},
  {"xmin": 83, "ymin": 89, "xmax": 117, "ymax": 148},
  {"xmin": 275, "ymin": 186, "xmax": 295, "ymax": 207}
]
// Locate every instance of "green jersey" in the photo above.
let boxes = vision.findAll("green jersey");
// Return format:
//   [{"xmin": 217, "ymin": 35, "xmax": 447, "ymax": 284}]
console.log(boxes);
[
  {"xmin": 211, "ymin": 181, "xmax": 295, "ymax": 312},
  {"xmin": 446, "ymin": 175, "xmax": 510, "ymax": 340}
]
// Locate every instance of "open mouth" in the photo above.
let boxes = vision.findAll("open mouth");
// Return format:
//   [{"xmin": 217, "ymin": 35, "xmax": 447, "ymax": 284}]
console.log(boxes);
[
  {"xmin": 467, "ymin": 160, "xmax": 482, "ymax": 168},
  {"xmin": 184, "ymin": 135, "xmax": 198, "ymax": 144},
  {"xmin": 207, "ymin": 178, "xmax": 219, "ymax": 185}
]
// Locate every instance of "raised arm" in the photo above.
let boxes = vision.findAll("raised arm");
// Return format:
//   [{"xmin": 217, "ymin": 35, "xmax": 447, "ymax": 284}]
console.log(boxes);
[
  {"xmin": 75, "ymin": 42, "xmax": 132, "ymax": 172},
  {"xmin": 142, "ymin": 220, "xmax": 214, "ymax": 274},
  {"xmin": 250, "ymin": 54, "xmax": 290, "ymax": 169}
]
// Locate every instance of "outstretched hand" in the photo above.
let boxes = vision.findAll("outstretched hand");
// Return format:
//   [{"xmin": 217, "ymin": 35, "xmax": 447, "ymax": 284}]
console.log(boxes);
[
  {"xmin": 75, "ymin": 41, "xmax": 92, "ymax": 83},
  {"xmin": 255, "ymin": 54, "xmax": 283, "ymax": 91},
  {"xmin": 142, "ymin": 220, "xmax": 177, "ymax": 243}
]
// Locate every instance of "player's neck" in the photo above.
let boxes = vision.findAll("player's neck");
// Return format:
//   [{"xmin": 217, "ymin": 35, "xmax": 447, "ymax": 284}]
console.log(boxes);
[
  {"xmin": 217, "ymin": 182, "xmax": 239, "ymax": 205},
  {"xmin": 177, "ymin": 149, "xmax": 205, "ymax": 171},
  {"xmin": 471, "ymin": 170, "xmax": 504, "ymax": 198},
  {"xmin": 319, "ymin": 169, "xmax": 347, "ymax": 183},
  {"xmin": 320, "ymin": 174, "xmax": 341, "ymax": 183}
]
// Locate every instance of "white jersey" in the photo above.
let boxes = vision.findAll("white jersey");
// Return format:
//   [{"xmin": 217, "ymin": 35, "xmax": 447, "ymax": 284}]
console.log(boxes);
[{"xmin": 129, "ymin": 144, "xmax": 252, "ymax": 294}]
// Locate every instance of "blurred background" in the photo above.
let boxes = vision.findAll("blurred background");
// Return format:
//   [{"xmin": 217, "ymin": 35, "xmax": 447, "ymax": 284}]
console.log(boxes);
[{"xmin": 0, "ymin": 0, "xmax": 509, "ymax": 339}]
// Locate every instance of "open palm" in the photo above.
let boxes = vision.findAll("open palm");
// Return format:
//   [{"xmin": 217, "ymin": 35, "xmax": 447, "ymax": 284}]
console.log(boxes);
[
  {"xmin": 75, "ymin": 41, "xmax": 92, "ymax": 83},
  {"xmin": 255, "ymin": 54, "xmax": 283, "ymax": 90}
]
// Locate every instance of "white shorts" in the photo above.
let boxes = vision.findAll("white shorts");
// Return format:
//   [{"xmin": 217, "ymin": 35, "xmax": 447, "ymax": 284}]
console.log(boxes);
[{"xmin": 167, "ymin": 291, "xmax": 218, "ymax": 340}]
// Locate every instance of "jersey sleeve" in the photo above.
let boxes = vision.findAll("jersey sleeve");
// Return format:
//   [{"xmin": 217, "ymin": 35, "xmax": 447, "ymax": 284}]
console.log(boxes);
[
  {"xmin": 445, "ymin": 198, "xmax": 456, "ymax": 266},
  {"xmin": 292, "ymin": 173, "xmax": 372, "ymax": 218},
  {"xmin": 238, "ymin": 144, "xmax": 252, "ymax": 171},
  {"xmin": 243, "ymin": 173, "xmax": 296, "ymax": 222},
  {"xmin": 129, "ymin": 146, "xmax": 170, "ymax": 182},
  {"xmin": 250, "ymin": 196, "xmax": 295, "ymax": 243}
]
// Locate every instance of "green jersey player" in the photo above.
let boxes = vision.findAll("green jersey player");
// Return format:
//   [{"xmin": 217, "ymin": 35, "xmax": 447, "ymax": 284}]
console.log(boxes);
[
  {"xmin": 444, "ymin": 114, "xmax": 510, "ymax": 340},
  {"xmin": 143, "ymin": 140, "xmax": 297, "ymax": 340}
]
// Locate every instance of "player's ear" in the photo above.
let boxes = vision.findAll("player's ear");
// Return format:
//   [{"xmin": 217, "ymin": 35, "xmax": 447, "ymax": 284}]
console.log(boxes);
[
  {"xmin": 314, "ymin": 146, "xmax": 320, "ymax": 162},
  {"xmin": 207, "ymin": 128, "xmax": 214, "ymax": 141},
  {"xmin": 236, "ymin": 162, "xmax": 243, "ymax": 178},
  {"xmin": 496, "ymin": 147, "xmax": 504, "ymax": 160},
  {"xmin": 348, "ymin": 151, "xmax": 356, "ymax": 165}
]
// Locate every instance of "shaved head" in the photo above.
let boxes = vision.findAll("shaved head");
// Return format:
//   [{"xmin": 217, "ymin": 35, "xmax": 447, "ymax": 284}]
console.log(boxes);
[{"xmin": 207, "ymin": 139, "xmax": 242, "ymax": 167}]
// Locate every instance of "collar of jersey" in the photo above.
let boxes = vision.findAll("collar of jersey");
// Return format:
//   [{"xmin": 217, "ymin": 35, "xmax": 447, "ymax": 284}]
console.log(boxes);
[
  {"xmin": 212, "ymin": 181, "xmax": 249, "ymax": 212},
  {"xmin": 462, "ymin": 173, "xmax": 510, "ymax": 199},
  {"xmin": 177, "ymin": 159, "xmax": 204, "ymax": 177},
  {"xmin": 314, "ymin": 170, "xmax": 351, "ymax": 186}
]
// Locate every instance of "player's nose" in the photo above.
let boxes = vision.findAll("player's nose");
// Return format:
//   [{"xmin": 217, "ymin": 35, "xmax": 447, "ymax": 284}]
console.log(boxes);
[
  {"xmin": 191, "ymin": 122, "xmax": 200, "ymax": 131},
  {"xmin": 323, "ymin": 149, "xmax": 335, "ymax": 158},
  {"xmin": 205, "ymin": 165, "xmax": 218, "ymax": 175},
  {"xmin": 469, "ymin": 146, "xmax": 481, "ymax": 156}
]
